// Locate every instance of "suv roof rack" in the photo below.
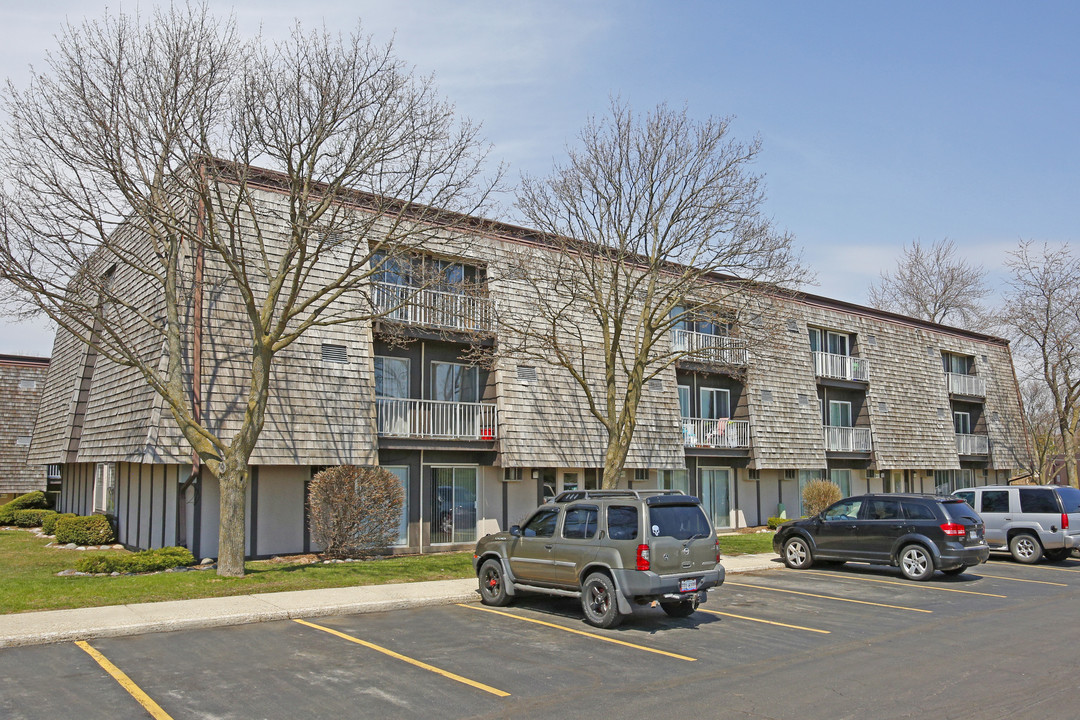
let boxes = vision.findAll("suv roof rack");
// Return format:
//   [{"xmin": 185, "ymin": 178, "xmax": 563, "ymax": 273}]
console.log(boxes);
[{"xmin": 552, "ymin": 489, "xmax": 686, "ymax": 503}]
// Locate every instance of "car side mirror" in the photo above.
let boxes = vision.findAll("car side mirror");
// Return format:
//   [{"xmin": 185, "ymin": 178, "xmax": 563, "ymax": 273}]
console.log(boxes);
[{"xmin": 509, "ymin": 525, "xmax": 521, "ymax": 537}]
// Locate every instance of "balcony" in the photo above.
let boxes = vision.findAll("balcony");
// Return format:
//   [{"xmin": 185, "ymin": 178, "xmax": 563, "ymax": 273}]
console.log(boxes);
[
  {"xmin": 946, "ymin": 372, "xmax": 986, "ymax": 398},
  {"xmin": 823, "ymin": 426, "xmax": 872, "ymax": 453},
  {"xmin": 956, "ymin": 433, "xmax": 989, "ymax": 455},
  {"xmin": 372, "ymin": 281, "xmax": 494, "ymax": 333},
  {"xmin": 681, "ymin": 418, "xmax": 750, "ymax": 449},
  {"xmin": 813, "ymin": 351, "xmax": 870, "ymax": 383},
  {"xmin": 672, "ymin": 329, "xmax": 748, "ymax": 366},
  {"xmin": 376, "ymin": 398, "xmax": 497, "ymax": 440}
]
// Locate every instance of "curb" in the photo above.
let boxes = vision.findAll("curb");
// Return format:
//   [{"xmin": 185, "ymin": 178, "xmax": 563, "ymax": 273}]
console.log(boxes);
[{"xmin": 0, "ymin": 555, "xmax": 780, "ymax": 648}]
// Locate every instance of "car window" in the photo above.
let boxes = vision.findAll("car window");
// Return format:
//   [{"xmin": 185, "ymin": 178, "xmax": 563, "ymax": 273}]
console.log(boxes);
[
  {"xmin": 942, "ymin": 500, "xmax": 979, "ymax": 523},
  {"xmin": 1020, "ymin": 489, "xmax": 1060, "ymax": 514},
  {"xmin": 954, "ymin": 490, "xmax": 975, "ymax": 508},
  {"xmin": 608, "ymin": 505, "xmax": 639, "ymax": 540},
  {"xmin": 522, "ymin": 508, "xmax": 559, "ymax": 538},
  {"xmin": 981, "ymin": 490, "xmax": 1010, "ymax": 513},
  {"xmin": 823, "ymin": 499, "xmax": 862, "ymax": 521},
  {"xmin": 648, "ymin": 504, "xmax": 711, "ymax": 540},
  {"xmin": 1057, "ymin": 487, "xmax": 1080, "ymax": 513},
  {"xmin": 865, "ymin": 499, "xmax": 901, "ymax": 520},
  {"xmin": 562, "ymin": 506, "xmax": 599, "ymax": 539},
  {"xmin": 902, "ymin": 502, "xmax": 936, "ymax": 521}
]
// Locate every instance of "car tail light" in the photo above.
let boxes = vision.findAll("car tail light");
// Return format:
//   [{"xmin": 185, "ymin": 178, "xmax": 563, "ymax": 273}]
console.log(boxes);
[
  {"xmin": 940, "ymin": 522, "xmax": 966, "ymax": 537},
  {"xmin": 715, "ymin": 538, "xmax": 721, "ymax": 565},
  {"xmin": 636, "ymin": 544, "xmax": 650, "ymax": 571},
  {"xmin": 1062, "ymin": 513, "xmax": 1070, "ymax": 530}
]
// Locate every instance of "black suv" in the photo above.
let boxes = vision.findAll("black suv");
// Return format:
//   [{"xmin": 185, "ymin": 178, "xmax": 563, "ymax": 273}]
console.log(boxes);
[
  {"xmin": 473, "ymin": 490, "xmax": 724, "ymax": 627},
  {"xmin": 772, "ymin": 494, "xmax": 990, "ymax": 580}
]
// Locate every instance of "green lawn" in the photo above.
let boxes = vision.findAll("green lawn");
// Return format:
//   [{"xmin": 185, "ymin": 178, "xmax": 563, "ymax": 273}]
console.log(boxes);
[
  {"xmin": 0, "ymin": 529, "xmax": 474, "ymax": 614},
  {"xmin": 717, "ymin": 532, "xmax": 776, "ymax": 556}
]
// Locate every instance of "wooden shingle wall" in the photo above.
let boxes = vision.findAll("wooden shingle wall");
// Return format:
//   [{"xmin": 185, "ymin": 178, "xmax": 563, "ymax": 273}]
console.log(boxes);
[
  {"xmin": 27, "ymin": 330, "xmax": 87, "ymax": 465},
  {"xmin": 0, "ymin": 357, "xmax": 50, "ymax": 494}
]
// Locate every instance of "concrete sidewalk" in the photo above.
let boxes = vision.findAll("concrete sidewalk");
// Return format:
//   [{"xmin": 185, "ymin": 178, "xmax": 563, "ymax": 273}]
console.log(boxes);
[{"xmin": 0, "ymin": 552, "xmax": 781, "ymax": 648}]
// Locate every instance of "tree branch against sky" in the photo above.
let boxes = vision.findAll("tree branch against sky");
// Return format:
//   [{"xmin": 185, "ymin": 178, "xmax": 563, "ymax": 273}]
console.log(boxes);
[
  {"xmin": 1002, "ymin": 241, "xmax": 1080, "ymax": 488},
  {"xmin": 0, "ymin": 4, "xmax": 496, "ymax": 575},
  {"xmin": 504, "ymin": 100, "xmax": 807, "ymax": 488},
  {"xmin": 867, "ymin": 238, "xmax": 991, "ymax": 329}
]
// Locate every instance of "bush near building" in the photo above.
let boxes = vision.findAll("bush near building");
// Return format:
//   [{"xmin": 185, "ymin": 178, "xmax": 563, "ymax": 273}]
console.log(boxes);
[
  {"xmin": 12, "ymin": 509, "xmax": 56, "ymax": 528},
  {"xmin": 75, "ymin": 546, "xmax": 194, "ymax": 574},
  {"xmin": 42, "ymin": 512, "xmax": 76, "ymax": 535},
  {"xmin": 802, "ymin": 480, "xmax": 843, "ymax": 517},
  {"xmin": 308, "ymin": 466, "xmax": 404, "ymax": 557},
  {"xmin": 54, "ymin": 515, "xmax": 115, "ymax": 546},
  {"xmin": 0, "ymin": 491, "xmax": 52, "ymax": 525}
]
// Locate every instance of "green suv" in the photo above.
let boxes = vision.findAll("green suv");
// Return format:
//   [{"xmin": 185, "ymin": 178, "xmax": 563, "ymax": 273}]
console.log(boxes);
[{"xmin": 472, "ymin": 490, "xmax": 725, "ymax": 628}]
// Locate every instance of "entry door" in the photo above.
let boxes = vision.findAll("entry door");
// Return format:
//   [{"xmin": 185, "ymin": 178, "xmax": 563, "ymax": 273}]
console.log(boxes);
[{"xmin": 700, "ymin": 468, "xmax": 731, "ymax": 529}]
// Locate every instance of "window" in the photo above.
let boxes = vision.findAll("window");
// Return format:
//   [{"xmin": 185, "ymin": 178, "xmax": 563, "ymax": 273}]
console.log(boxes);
[
  {"xmin": 382, "ymin": 466, "xmax": 410, "ymax": 546},
  {"xmin": 700, "ymin": 387, "xmax": 730, "ymax": 420},
  {"xmin": 562, "ymin": 506, "xmax": 599, "ymax": 539},
  {"xmin": 93, "ymin": 463, "xmax": 117, "ymax": 515},
  {"xmin": 823, "ymin": 498, "xmax": 861, "ymax": 521},
  {"xmin": 829, "ymin": 469, "xmax": 852, "ymax": 497},
  {"xmin": 981, "ymin": 491, "xmax": 1010, "ymax": 514},
  {"xmin": 374, "ymin": 356, "xmax": 410, "ymax": 397},
  {"xmin": 431, "ymin": 362, "xmax": 478, "ymax": 403},
  {"xmin": 648, "ymin": 504, "xmax": 711, "ymax": 540},
  {"xmin": 1056, "ymin": 487, "xmax": 1080, "ymax": 513},
  {"xmin": 866, "ymin": 499, "xmax": 901, "ymax": 520},
  {"xmin": 808, "ymin": 327, "xmax": 822, "ymax": 353},
  {"xmin": 955, "ymin": 490, "xmax": 975, "ymax": 509},
  {"xmin": 809, "ymin": 328, "xmax": 849, "ymax": 355},
  {"xmin": 561, "ymin": 472, "xmax": 580, "ymax": 492},
  {"xmin": 1020, "ymin": 489, "xmax": 1060, "ymax": 514},
  {"xmin": 430, "ymin": 467, "xmax": 477, "ymax": 543},
  {"xmin": 953, "ymin": 412, "xmax": 971, "ymax": 435},
  {"xmin": 522, "ymin": 508, "xmax": 560, "ymax": 538},
  {"xmin": 828, "ymin": 401, "xmax": 852, "ymax": 428},
  {"xmin": 902, "ymin": 501, "xmax": 936, "ymax": 521},
  {"xmin": 827, "ymin": 331, "xmax": 849, "ymax": 356},
  {"xmin": 660, "ymin": 469, "xmax": 689, "ymax": 494},
  {"xmin": 678, "ymin": 385, "xmax": 691, "ymax": 418},
  {"xmin": 607, "ymin": 505, "xmax": 639, "ymax": 540},
  {"xmin": 942, "ymin": 352, "xmax": 972, "ymax": 375}
]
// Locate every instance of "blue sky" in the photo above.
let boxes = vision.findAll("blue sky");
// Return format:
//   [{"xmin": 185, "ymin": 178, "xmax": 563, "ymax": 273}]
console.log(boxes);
[{"xmin": 1, "ymin": 1, "xmax": 1076, "ymax": 355}]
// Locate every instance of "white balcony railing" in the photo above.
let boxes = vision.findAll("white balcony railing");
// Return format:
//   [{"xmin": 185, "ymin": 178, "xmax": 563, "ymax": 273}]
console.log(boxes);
[
  {"xmin": 372, "ymin": 281, "xmax": 494, "ymax": 333},
  {"xmin": 946, "ymin": 372, "xmax": 986, "ymax": 398},
  {"xmin": 812, "ymin": 351, "xmax": 870, "ymax": 382},
  {"xmin": 376, "ymin": 398, "xmax": 497, "ymax": 440},
  {"xmin": 956, "ymin": 433, "xmax": 989, "ymax": 455},
  {"xmin": 823, "ymin": 425, "xmax": 873, "ymax": 452},
  {"xmin": 672, "ymin": 329, "xmax": 748, "ymax": 366},
  {"xmin": 681, "ymin": 418, "xmax": 750, "ymax": 449}
]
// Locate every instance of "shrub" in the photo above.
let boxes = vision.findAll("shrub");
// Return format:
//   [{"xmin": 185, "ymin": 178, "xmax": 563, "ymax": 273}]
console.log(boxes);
[
  {"xmin": 802, "ymin": 479, "xmax": 843, "ymax": 517},
  {"xmin": 54, "ymin": 514, "xmax": 116, "ymax": 546},
  {"xmin": 12, "ymin": 509, "xmax": 56, "ymax": 528},
  {"xmin": 0, "ymin": 491, "xmax": 52, "ymax": 525},
  {"xmin": 42, "ymin": 512, "xmax": 76, "ymax": 535},
  {"xmin": 308, "ymin": 465, "xmax": 404, "ymax": 557},
  {"xmin": 75, "ymin": 546, "xmax": 195, "ymax": 574},
  {"xmin": 766, "ymin": 516, "xmax": 786, "ymax": 530}
]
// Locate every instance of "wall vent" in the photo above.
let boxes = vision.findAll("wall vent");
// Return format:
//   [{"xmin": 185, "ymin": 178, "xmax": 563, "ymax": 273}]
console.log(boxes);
[
  {"xmin": 760, "ymin": 389, "xmax": 773, "ymax": 403},
  {"xmin": 18, "ymin": 379, "xmax": 37, "ymax": 390},
  {"xmin": 937, "ymin": 407, "xmax": 947, "ymax": 420},
  {"xmin": 516, "ymin": 365, "xmax": 537, "ymax": 383},
  {"xmin": 786, "ymin": 318, "xmax": 799, "ymax": 333},
  {"xmin": 878, "ymin": 402, "xmax": 889, "ymax": 413},
  {"xmin": 648, "ymin": 378, "xmax": 664, "ymax": 392},
  {"xmin": 321, "ymin": 343, "xmax": 348, "ymax": 363},
  {"xmin": 15, "ymin": 436, "xmax": 32, "ymax": 446}
]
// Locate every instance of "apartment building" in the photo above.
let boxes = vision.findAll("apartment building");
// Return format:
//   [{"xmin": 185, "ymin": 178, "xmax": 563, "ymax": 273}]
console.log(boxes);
[
  {"xmin": 28, "ymin": 168, "xmax": 1028, "ymax": 558},
  {"xmin": 0, "ymin": 354, "xmax": 54, "ymax": 503}
]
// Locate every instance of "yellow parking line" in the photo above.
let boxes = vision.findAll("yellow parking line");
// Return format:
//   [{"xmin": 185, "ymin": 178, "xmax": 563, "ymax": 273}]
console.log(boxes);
[
  {"xmin": 970, "ymin": 573, "xmax": 1068, "ymax": 587},
  {"xmin": 294, "ymin": 619, "xmax": 510, "ymax": 697},
  {"xmin": 698, "ymin": 608, "xmax": 831, "ymax": 634},
  {"xmin": 1020, "ymin": 564, "xmax": 1080, "ymax": 574},
  {"xmin": 726, "ymin": 581, "xmax": 932, "ymax": 613},
  {"xmin": 801, "ymin": 570, "xmax": 1007, "ymax": 598},
  {"xmin": 75, "ymin": 641, "xmax": 173, "ymax": 720},
  {"xmin": 457, "ymin": 604, "xmax": 697, "ymax": 662}
]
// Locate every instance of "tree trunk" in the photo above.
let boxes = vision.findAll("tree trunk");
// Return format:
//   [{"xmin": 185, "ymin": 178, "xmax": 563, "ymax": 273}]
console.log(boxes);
[
  {"xmin": 601, "ymin": 436, "xmax": 629, "ymax": 489},
  {"xmin": 216, "ymin": 450, "xmax": 250, "ymax": 576},
  {"xmin": 1060, "ymin": 419, "xmax": 1078, "ymax": 488}
]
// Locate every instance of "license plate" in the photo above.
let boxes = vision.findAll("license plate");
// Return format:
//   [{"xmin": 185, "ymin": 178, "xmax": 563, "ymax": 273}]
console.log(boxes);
[
  {"xmin": 969, "ymin": 530, "xmax": 977, "ymax": 540},
  {"xmin": 679, "ymin": 578, "xmax": 697, "ymax": 593}
]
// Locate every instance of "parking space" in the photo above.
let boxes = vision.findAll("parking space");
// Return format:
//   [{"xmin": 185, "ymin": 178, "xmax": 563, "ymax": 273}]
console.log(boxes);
[{"xmin": 5, "ymin": 557, "xmax": 1080, "ymax": 719}]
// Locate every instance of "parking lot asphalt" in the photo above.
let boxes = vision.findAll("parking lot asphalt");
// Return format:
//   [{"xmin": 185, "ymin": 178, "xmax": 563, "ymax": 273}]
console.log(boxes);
[{"xmin": 4, "ymin": 554, "xmax": 1080, "ymax": 719}]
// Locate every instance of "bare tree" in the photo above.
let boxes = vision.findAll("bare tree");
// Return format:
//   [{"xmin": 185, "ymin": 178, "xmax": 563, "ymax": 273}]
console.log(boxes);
[
  {"xmin": 868, "ymin": 238, "xmax": 991, "ymax": 329},
  {"xmin": 0, "ymin": 5, "xmax": 495, "ymax": 575},
  {"xmin": 1021, "ymin": 378, "xmax": 1063, "ymax": 482},
  {"xmin": 1002, "ymin": 242, "xmax": 1080, "ymax": 488},
  {"xmin": 308, "ymin": 466, "xmax": 405, "ymax": 557},
  {"xmin": 504, "ymin": 100, "xmax": 806, "ymax": 488}
]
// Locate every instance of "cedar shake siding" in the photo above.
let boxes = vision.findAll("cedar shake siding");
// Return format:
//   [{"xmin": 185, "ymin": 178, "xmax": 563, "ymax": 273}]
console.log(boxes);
[
  {"xmin": 30, "ymin": 163, "xmax": 1030, "ymax": 556},
  {"xmin": 0, "ymin": 355, "xmax": 51, "ymax": 499}
]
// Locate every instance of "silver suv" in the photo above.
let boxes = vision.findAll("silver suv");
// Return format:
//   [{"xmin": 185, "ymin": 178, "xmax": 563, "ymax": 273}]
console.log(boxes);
[
  {"xmin": 472, "ymin": 490, "xmax": 725, "ymax": 628},
  {"xmin": 953, "ymin": 485, "xmax": 1080, "ymax": 563}
]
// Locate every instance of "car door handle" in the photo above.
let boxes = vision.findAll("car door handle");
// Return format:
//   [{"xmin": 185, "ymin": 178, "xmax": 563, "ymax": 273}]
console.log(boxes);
[{"xmin": 545, "ymin": 545, "xmax": 553, "ymax": 550}]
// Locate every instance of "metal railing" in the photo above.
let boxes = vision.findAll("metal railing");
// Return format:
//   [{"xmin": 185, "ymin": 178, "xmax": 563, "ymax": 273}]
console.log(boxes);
[
  {"xmin": 823, "ymin": 425, "xmax": 873, "ymax": 452},
  {"xmin": 375, "ymin": 397, "xmax": 497, "ymax": 440},
  {"xmin": 680, "ymin": 418, "xmax": 750, "ymax": 449},
  {"xmin": 671, "ymin": 329, "xmax": 748, "ymax": 365},
  {"xmin": 812, "ymin": 351, "xmax": 870, "ymax": 382},
  {"xmin": 956, "ymin": 433, "xmax": 989, "ymax": 455},
  {"xmin": 946, "ymin": 372, "xmax": 986, "ymax": 398},
  {"xmin": 372, "ymin": 281, "xmax": 494, "ymax": 333}
]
